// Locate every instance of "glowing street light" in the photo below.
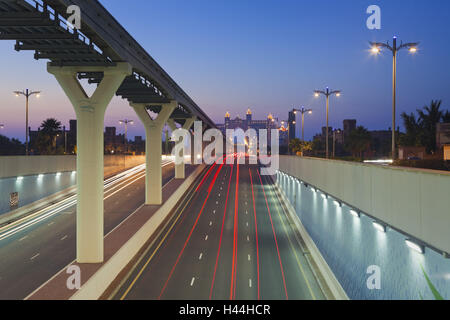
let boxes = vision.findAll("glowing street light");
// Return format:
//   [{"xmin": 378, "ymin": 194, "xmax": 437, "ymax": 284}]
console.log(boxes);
[
  {"xmin": 119, "ymin": 119, "xmax": 134, "ymax": 154},
  {"xmin": 314, "ymin": 87, "xmax": 341, "ymax": 159},
  {"xmin": 14, "ymin": 89, "xmax": 41, "ymax": 156},
  {"xmin": 369, "ymin": 36, "xmax": 419, "ymax": 159},
  {"xmin": 293, "ymin": 107, "xmax": 313, "ymax": 142}
]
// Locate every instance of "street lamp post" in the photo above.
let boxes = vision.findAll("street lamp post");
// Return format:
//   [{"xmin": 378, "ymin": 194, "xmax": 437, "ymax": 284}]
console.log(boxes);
[
  {"xmin": 281, "ymin": 120, "xmax": 295, "ymax": 154},
  {"xmin": 288, "ymin": 120, "xmax": 296, "ymax": 153},
  {"xmin": 293, "ymin": 107, "xmax": 313, "ymax": 142},
  {"xmin": 63, "ymin": 125, "xmax": 67, "ymax": 154},
  {"xmin": 119, "ymin": 119, "xmax": 134, "ymax": 154},
  {"xmin": 14, "ymin": 89, "xmax": 41, "ymax": 156},
  {"xmin": 370, "ymin": 36, "xmax": 419, "ymax": 159},
  {"xmin": 314, "ymin": 87, "xmax": 341, "ymax": 159},
  {"xmin": 333, "ymin": 129, "xmax": 341, "ymax": 158}
]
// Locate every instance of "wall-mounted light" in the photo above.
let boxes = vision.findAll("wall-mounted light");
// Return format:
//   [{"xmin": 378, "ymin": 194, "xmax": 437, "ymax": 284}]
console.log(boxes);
[
  {"xmin": 334, "ymin": 200, "xmax": 342, "ymax": 207},
  {"xmin": 350, "ymin": 210, "xmax": 361, "ymax": 218},
  {"xmin": 373, "ymin": 221, "xmax": 387, "ymax": 233},
  {"xmin": 405, "ymin": 239, "xmax": 425, "ymax": 254},
  {"xmin": 321, "ymin": 193, "xmax": 327, "ymax": 199},
  {"xmin": 37, "ymin": 174, "xmax": 44, "ymax": 179},
  {"xmin": 17, "ymin": 176, "xmax": 24, "ymax": 181}
]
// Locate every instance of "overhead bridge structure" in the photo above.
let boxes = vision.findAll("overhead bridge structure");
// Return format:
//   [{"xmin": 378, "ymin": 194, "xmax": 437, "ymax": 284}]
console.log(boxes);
[{"xmin": 0, "ymin": 0, "xmax": 215, "ymax": 263}]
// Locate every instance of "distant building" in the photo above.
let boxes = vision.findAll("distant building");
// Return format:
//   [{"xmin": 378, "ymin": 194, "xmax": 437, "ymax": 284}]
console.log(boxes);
[
  {"xmin": 334, "ymin": 129, "xmax": 344, "ymax": 145},
  {"xmin": 313, "ymin": 126, "xmax": 334, "ymax": 143},
  {"xmin": 216, "ymin": 109, "xmax": 283, "ymax": 147},
  {"xmin": 134, "ymin": 136, "xmax": 145, "ymax": 154},
  {"xmin": 288, "ymin": 111, "xmax": 296, "ymax": 141},
  {"xmin": 444, "ymin": 145, "xmax": 450, "ymax": 161},
  {"xmin": 343, "ymin": 119, "xmax": 356, "ymax": 143},
  {"xmin": 67, "ymin": 119, "xmax": 77, "ymax": 153},
  {"xmin": 399, "ymin": 146, "xmax": 426, "ymax": 160},
  {"xmin": 436, "ymin": 123, "xmax": 450, "ymax": 149},
  {"xmin": 105, "ymin": 126, "xmax": 125, "ymax": 154},
  {"xmin": 370, "ymin": 130, "xmax": 391, "ymax": 157},
  {"xmin": 311, "ymin": 119, "xmax": 392, "ymax": 158}
]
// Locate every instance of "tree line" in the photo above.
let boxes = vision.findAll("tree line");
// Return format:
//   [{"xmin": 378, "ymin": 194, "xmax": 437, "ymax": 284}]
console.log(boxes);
[
  {"xmin": 0, "ymin": 118, "xmax": 63, "ymax": 156},
  {"xmin": 289, "ymin": 100, "xmax": 449, "ymax": 159}
]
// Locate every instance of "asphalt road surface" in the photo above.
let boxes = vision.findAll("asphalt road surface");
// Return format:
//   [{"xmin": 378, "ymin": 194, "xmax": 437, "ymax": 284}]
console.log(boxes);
[
  {"xmin": 114, "ymin": 161, "xmax": 325, "ymax": 300},
  {"xmin": 0, "ymin": 161, "xmax": 176, "ymax": 300}
]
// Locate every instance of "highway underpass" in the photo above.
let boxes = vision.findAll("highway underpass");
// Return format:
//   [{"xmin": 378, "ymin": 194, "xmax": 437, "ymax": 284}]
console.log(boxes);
[
  {"xmin": 0, "ymin": 160, "xmax": 181, "ymax": 300},
  {"xmin": 112, "ymin": 162, "xmax": 327, "ymax": 300}
]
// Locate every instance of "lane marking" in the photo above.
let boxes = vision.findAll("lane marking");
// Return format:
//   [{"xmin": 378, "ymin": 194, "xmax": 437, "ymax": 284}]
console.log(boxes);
[
  {"xmin": 19, "ymin": 236, "xmax": 28, "ymax": 242},
  {"xmin": 190, "ymin": 277, "xmax": 195, "ymax": 287},
  {"xmin": 30, "ymin": 253, "xmax": 40, "ymax": 260},
  {"xmin": 61, "ymin": 235, "xmax": 68, "ymax": 241},
  {"xmin": 119, "ymin": 168, "xmax": 208, "ymax": 300},
  {"xmin": 248, "ymin": 254, "xmax": 251, "ymax": 261},
  {"xmin": 230, "ymin": 158, "xmax": 240, "ymax": 300},
  {"xmin": 249, "ymin": 168, "xmax": 260, "ymax": 299},
  {"xmin": 249, "ymin": 279, "xmax": 252, "ymax": 288},
  {"xmin": 269, "ymin": 176, "xmax": 317, "ymax": 300},
  {"xmin": 48, "ymin": 222, "xmax": 54, "ymax": 226},
  {"xmin": 199, "ymin": 253, "xmax": 203, "ymax": 260},
  {"xmin": 205, "ymin": 235, "xmax": 208, "ymax": 241},
  {"xmin": 24, "ymin": 164, "xmax": 177, "ymax": 300},
  {"xmin": 209, "ymin": 221, "xmax": 213, "ymax": 226},
  {"xmin": 158, "ymin": 164, "xmax": 224, "ymax": 299},
  {"xmin": 209, "ymin": 163, "xmax": 234, "ymax": 300},
  {"xmin": 257, "ymin": 169, "xmax": 288, "ymax": 300}
]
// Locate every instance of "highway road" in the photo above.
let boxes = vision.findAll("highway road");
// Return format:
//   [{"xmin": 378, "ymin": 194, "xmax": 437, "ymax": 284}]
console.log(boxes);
[
  {"xmin": 114, "ymin": 160, "xmax": 326, "ymax": 300},
  {"xmin": 0, "ymin": 160, "xmax": 176, "ymax": 300}
]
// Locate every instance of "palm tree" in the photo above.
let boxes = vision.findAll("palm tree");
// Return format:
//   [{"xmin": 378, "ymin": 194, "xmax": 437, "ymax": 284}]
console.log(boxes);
[
  {"xmin": 289, "ymin": 138, "xmax": 312, "ymax": 155},
  {"xmin": 40, "ymin": 118, "xmax": 62, "ymax": 148},
  {"xmin": 33, "ymin": 118, "xmax": 62, "ymax": 154},
  {"xmin": 443, "ymin": 110, "xmax": 450, "ymax": 123},
  {"xmin": 345, "ymin": 126, "xmax": 371, "ymax": 160},
  {"xmin": 399, "ymin": 112, "xmax": 421, "ymax": 147},
  {"xmin": 417, "ymin": 100, "xmax": 444, "ymax": 153},
  {"xmin": 40, "ymin": 118, "xmax": 61, "ymax": 137}
]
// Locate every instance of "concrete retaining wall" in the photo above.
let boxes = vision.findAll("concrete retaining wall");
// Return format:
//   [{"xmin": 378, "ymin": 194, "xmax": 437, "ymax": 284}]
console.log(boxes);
[
  {"xmin": 0, "ymin": 155, "xmax": 146, "ymax": 179},
  {"xmin": 279, "ymin": 156, "xmax": 450, "ymax": 255}
]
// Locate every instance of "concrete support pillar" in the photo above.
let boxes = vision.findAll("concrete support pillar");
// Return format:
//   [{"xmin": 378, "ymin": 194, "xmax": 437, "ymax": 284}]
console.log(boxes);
[
  {"xmin": 167, "ymin": 117, "xmax": 196, "ymax": 179},
  {"xmin": 131, "ymin": 101, "xmax": 177, "ymax": 205},
  {"xmin": 190, "ymin": 130, "xmax": 195, "ymax": 166},
  {"xmin": 48, "ymin": 62, "xmax": 132, "ymax": 263}
]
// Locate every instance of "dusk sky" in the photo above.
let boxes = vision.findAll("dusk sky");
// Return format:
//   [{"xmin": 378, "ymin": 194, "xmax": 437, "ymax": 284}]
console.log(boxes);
[{"xmin": 1, "ymin": 0, "xmax": 449, "ymax": 141}]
